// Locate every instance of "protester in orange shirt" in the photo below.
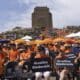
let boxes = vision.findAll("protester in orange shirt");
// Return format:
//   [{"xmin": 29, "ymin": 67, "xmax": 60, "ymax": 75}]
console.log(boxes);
[
  {"xmin": 9, "ymin": 47, "xmax": 19, "ymax": 62},
  {"xmin": 18, "ymin": 46, "xmax": 32, "ymax": 67},
  {"xmin": 0, "ymin": 47, "xmax": 5, "ymax": 77},
  {"xmin": 30, "ymin": 44, "xmax": 36, "ymax": 52},
  {"xmin": 2, "ymin": 46, "xmax": 9, "ymax": 62},
  {"xmin": 20, "ymin": 46, "xmax": 31, "ymax": 60}
]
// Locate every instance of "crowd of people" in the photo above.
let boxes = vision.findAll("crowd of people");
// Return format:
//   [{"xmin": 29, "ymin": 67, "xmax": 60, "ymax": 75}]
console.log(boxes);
[{"xmin": 0, "ymin": 39, "xmax": 80, "ymax": 80}]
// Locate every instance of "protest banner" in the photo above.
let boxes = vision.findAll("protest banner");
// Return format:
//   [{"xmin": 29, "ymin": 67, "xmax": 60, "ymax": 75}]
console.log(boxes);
[
  {"xmin": 31, "ymin": 58, "xmax": 52, "ymax": 72},
  {"xmin": 55, "ymin": 58, "xmax": 74, "ymax": 68}
]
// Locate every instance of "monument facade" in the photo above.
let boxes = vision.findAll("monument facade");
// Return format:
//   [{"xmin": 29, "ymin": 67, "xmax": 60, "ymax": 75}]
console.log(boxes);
[{"xmin": 32, "ymin": 7, "xmax": 53, "ymax": 31}]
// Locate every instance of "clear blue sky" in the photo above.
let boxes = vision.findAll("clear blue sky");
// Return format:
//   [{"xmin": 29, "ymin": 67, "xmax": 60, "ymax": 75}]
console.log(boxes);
[{"xmin": 0, "ymin": 0, "xmax": 80, "ymax": 32}]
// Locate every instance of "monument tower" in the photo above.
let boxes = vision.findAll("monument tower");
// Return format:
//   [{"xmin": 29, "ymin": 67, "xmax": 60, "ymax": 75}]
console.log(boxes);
[{"xmin": 32, "ymin": 7, "xmax": 53, "ymax": 31}]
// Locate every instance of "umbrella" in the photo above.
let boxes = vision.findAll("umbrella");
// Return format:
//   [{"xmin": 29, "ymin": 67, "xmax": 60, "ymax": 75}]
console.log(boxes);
[
  {"xmin": 15, "ymin": 39, "xmax": 26, "ymax": 44},
  {"xmin": 74, "ymin": 32, "xmax": 80, "ymax": 37},
  {"xmin": 21, "ymin": 35, "xmax": 32, "ymax": 40},
  {"xmin": 43, "ymin": 38, "xmax": 53, "ymax": 44},
  {"xmin": 53, "ymin": 38, "xmax": 65, "ymax": 43},
  {"xmin": 34, "ymin": 40, "xmax": 44, "ymax": 45},
  {"xmin": 65, "ymin": 33, "xmax": 76, "ymax": 38}
]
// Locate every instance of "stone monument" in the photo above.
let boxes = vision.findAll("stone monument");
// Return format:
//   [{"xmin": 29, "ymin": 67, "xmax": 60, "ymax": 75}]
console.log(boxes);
[{"xmin": 32, "ymin": 7, "xmax": 53, "ymax": 31}]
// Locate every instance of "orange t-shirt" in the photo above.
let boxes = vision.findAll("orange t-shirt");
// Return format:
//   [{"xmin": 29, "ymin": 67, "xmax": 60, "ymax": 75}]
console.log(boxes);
[
  {"xmin": 0, "ymin": 53, "xmax": 5, "ymax": 75},
  {"xmin": 0, "ymin": 53, "xmax": 4, "ymax": 60},
  {"xmin": 9, "ymin": 49, "xmax": 18, "ymax": 62}
]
